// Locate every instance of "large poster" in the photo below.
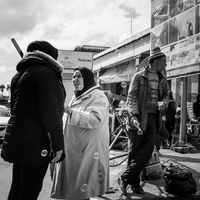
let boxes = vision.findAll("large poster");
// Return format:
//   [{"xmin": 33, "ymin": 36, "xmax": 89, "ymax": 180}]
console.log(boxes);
[
  {"xmin": 170, "ymin": 36, "xmax": 195, "ymax": 68},
  {"xmin": 150, "ymin": 0, "xmax": 200, "ymax": 76},
  {"xmin": 151, "ymin": 0, "xmax": 169, "ymax": 28},
  {"xmin": 151, "ymin": 21, "xmax": 169, "ymax": 49},
  {"xmin": 195, "ymin": 33, "xmax": 200, "ymax": 62},
  {"xmin": 177, "ymin": 8, "xmax": 194, "ymax": 39},
  {"xmin": 161, "ymin": 46, "xmax": 171, "ymax": 69},
  {"xmin": 57, "ymin": 50, "xmax": 93, "ymax": 70},
  {"xmin": 152, "ymin": 7, "xmax": 196, "ymax": 50},
  {"xmin": 169, "ymin": 0, "xmax": 195, "ymax": 18},
  {"xmin": 151, "ymin": 3, "xmax": 197, "ymax": 70}
]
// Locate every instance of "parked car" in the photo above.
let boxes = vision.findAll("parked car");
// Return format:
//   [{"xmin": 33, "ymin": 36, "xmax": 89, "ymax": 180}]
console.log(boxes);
[{"xmin": 0, "ymin": 105, "xmax": 10, "ymax": 142}]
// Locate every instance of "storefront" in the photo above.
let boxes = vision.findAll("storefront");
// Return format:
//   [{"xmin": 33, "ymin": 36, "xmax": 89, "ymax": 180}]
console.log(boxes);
[
  {"xmin": 98, "ymin": 60, "xmax": 136, "ymax": 95},
  {"xmin": 93, "ymin": 28, "xmax": 150, "ymax": 96},
  {"xmin": 151, "ymin": 0, "xmax": 200, "ymax": 141}
]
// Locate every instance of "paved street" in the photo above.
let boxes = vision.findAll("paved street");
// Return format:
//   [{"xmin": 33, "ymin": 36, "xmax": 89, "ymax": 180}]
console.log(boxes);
[{"xmin": 0, "ymin": 148, "xmax": 200, "ymax": 200}]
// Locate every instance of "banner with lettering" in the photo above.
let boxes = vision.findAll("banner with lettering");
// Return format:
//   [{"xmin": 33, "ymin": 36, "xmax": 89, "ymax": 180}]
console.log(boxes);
[{"xmin": 58, "ymin": 50, "xmax": 93, "ymax": 70}]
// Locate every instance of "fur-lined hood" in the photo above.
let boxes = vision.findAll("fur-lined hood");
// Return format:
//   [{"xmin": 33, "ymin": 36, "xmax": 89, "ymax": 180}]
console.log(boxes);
[{"xmin": 17, "ymin": 50, "xmax": 64, "ymax": 74}]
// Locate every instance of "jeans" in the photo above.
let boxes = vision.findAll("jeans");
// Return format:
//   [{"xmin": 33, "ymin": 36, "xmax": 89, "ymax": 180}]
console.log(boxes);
[
  {"xmin": 7, "ymin": 163, "xmax": 49, "ymax": 200},
  {"xmin": 122, "ymin": 113, "xmax": 157, "ymax": 186}
]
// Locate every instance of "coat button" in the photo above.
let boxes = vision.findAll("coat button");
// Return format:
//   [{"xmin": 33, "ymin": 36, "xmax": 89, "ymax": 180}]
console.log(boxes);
[
  {"xmin": 93, "ymin": 152, "xmax": 100, "ymax": 159},
  {"xmin": 41, "ymin": 150, "xmax": 48, "ymax": 157},
  {"xmin": 81, "ymin": 184, "xmax": 88, "ymax": 192}
]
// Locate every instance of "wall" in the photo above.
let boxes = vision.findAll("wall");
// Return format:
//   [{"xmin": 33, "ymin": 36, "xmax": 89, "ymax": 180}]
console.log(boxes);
[
  {"xmin": 93, "ymin": 28, "xmax": 151, "ymax": 72},
  {"xmin": 151, "ymin": 0, "xmax": 200, "ymax": 78}
]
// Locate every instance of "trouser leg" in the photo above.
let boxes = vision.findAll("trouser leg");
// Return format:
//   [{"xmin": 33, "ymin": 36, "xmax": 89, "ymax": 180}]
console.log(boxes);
[
  {"xmin": 122, "ymin": 113, "xmax": 157, "ymax": 186},
  {"xmin": 7, "ymin": 163, "xmax": 21, "ymax": 200},
  {"xmin": 19, "ymin": 163, "xmax": 49, "ymax": 200},
  {"xmin": 7, "ymin": 162, "xmax": 49, "ymax": 200}
]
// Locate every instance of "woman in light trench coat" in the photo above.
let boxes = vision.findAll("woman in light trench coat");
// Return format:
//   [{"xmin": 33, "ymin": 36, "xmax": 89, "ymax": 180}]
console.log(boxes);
[{"xmin": 51, "ymin": 67, "xmax": 110, "ymax": 200}]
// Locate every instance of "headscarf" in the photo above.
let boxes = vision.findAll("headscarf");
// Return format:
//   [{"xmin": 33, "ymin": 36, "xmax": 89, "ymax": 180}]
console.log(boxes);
[
  {"xmin": 27, "ymin": 40, "xmax": 58, "ymax": 60},
  {"xmin": 74, "ymin": 67, "xmax": 96, "ymax": 98}
]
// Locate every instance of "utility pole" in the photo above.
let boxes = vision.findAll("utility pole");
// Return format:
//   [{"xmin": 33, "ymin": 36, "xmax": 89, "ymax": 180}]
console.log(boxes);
[
  {"xmin": 131, "ymin": 19, "xmax": 134, "ymax": 57},
  {"xmin": 131, "ymin": 19, "xmax": 132, "ymax": 37}
]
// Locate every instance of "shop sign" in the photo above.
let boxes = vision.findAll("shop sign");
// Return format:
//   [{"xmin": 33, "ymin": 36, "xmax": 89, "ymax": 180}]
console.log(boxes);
[
  {"xmin": 57, "ymin": 50, "xmax": 93, "ymax": 70},
  {"xmin": 167, "ymin": 64, "xmax": 200, "ymax": 78},
  {"xmin": 99, "ymin": 61, "xmax": 135, "ymax": 83}
]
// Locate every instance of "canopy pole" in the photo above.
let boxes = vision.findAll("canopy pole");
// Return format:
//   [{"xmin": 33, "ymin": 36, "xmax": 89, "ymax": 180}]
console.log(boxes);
[{"xmin": 180, "ymin": 77, "xmax": 187, "ymax": 141}]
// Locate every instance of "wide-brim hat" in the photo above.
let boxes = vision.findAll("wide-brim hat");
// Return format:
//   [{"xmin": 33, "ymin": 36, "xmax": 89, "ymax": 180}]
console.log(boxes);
[{"xmin": 148, "ymin": 47, "xmax": 166, "ymax": 62}]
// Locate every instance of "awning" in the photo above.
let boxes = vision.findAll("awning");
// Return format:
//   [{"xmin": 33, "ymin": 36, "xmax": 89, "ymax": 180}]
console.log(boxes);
[{"xmin": 99, "ymin": 62, "xmax": 135, "ymax": 84}]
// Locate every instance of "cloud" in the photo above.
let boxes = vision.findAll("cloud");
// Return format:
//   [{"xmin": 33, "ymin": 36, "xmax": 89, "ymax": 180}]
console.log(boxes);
[
  {"xmin": 0, "ymin": 0, "xmax": 151, "ymax": 85},
  {"xmin": 0, "ymin": 0, "xmax": 40, "ymax": 37},
  {"xmin": 118, "ymin": 4, "xmax": 140, "ymax": 19},
  {"xmin": 0, "ymin": 0, "xmax": 150, "ymax": 50},
  {"xmin": 0, "ymin": 65, "xmax": 14, "ymax": 73},
  {"xmin": 0, "ymin": 65, "xmax": 7, "ymax": 73}
]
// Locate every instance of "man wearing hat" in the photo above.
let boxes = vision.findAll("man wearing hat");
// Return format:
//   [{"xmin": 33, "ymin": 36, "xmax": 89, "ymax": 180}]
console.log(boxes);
[{"xmin": 117, "ymin": 47, "xmax": 169, "ymax": 195}]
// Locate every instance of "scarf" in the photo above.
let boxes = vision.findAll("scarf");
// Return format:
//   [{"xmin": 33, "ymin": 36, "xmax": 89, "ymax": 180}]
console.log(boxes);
[{"xmin": 74, "ymin": 67, "xmax": 96, "ymax": 98}]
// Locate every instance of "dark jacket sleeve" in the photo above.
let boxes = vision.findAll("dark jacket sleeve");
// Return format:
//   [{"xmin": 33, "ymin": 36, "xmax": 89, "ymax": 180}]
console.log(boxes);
[
  {"xmin": 35, "ymin": 68, "xmax": 64, "ymax": 152},
  {"xmin": 161, "ymin": 79, "xmax": 169, "ymax": 108}
]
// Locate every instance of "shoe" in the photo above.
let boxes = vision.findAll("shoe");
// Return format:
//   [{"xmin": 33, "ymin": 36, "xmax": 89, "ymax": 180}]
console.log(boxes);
[
  {"xmin": 117, "ymin": 176, "xmax": 127, "ymax": 195},
  {"xmin": 131, "ymin": 184, "xmax": 145, "ymax": 195}
]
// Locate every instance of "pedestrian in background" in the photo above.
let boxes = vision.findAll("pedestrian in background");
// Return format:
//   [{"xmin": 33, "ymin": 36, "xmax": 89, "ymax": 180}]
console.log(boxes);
[
  {"xmin": 174, "ymin": 107, "xmax": 181, "ymax": 134},
  {"xmin": 118, "ymin": 47, "xmax": 169, "ymax": 195},
  {"xmin": 193, "ymin": 93, "xmax": 200, "ymax": 120},
  {"xmin": 164, "ymin": 90, "xmax": 176, "ymax": 147},
  {"xmin": 51, "ymin": 67, "xmax": 110, "ymax": 200},
  {"xmin": 1, "ymin": 40, "xmax": 66, "ymax": 200}
]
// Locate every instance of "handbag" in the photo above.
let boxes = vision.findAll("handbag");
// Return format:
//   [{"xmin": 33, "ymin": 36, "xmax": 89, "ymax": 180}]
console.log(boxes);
[
  {"xmin": 163, "ymin": 163, "xmax": 197, "ymax": 196},
  {"xmin": 50, "ymin": 161, "xmax": 68, "ymax": 199}
]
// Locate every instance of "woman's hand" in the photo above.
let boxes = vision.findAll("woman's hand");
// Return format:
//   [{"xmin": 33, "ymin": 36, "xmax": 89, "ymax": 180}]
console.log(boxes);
[
  {"xmin": 64, "ymin": 105, "xmax": 73, "ymax": 116},
  {"xmin": 50, "ymin": 150, "xmax": 63, "ymax": 163}
]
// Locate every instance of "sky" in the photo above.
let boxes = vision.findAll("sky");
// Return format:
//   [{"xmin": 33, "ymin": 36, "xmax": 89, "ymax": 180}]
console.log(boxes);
[{"xmin": 0, "ymin": 0, "xmax": 151, "ymax": 88}]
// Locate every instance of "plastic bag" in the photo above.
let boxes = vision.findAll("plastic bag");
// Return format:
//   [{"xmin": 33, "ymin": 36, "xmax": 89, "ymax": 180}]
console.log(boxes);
[
  {"xmin": 51, "ymin": 161, "xmax": 68, "ymax": 199},
  {"xmin": 163, "ymin": 163, "xmax": 197, "ymax": 196}
]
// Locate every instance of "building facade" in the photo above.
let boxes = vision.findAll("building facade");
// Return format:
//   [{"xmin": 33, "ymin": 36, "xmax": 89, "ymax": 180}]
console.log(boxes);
[
  {"xmin": 93, "ymin": 28, "xmax": 150, "ymax": 96},
  {"xmin": 151, "ymin": 0, "xmax": 200, "ymax": 140},
  {"xmin": 92, "ymin": 1, "xmax": 200, "ymax": 141}
]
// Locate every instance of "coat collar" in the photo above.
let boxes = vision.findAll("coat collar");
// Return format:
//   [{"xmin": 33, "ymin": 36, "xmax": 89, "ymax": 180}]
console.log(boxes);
[
  {"xmin": 17, "ymin": 51, "xmax": 64, "ymax": 74},
  {"xmin": 70, "ymin": 85, "xmax": 102, "ymax": 107}
]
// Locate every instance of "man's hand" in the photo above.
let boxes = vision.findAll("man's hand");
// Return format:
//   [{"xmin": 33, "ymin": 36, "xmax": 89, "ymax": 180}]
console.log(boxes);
[
  {"xmin": 158, "ymin": 101, "xmax": 166, "ymax": 112},
  {"xmin": 130, "ymin": 116, "xmax": 139, "ymax": 127},
  {"xmin": 130, "ymin": 116, "xmax": 143, "ymax": 135},
  {"xmin": 51, "ymin": 150, "xmax": 63, "ymax": 163}
]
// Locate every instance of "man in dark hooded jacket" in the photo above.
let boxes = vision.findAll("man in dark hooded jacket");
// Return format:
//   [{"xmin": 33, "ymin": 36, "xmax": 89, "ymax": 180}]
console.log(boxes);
[{"xmin": 1, "ymin": 40, "xmax": 66, "ymax": 200}]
